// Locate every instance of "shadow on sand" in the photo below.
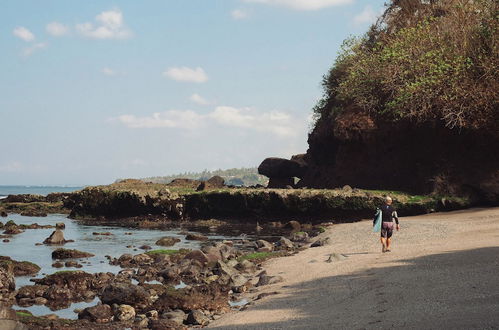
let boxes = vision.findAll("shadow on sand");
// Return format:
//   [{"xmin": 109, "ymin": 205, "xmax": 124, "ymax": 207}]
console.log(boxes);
[{"xmin": 212, "ymin": 247, "xmax": 499, "ymax": 329}]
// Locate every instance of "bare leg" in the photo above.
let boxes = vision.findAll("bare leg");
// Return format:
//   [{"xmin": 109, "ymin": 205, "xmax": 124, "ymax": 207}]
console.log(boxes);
[
  {"xmin": 380, "ymin": 237, "xmax": 387, "ymax": 252},
  {"xmin": 386, "ymin": 238, "xmax": 391, "ymax": 251}
]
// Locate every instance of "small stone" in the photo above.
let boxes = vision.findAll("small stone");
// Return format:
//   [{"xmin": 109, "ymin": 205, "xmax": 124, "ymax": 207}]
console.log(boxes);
[
  {"xmin": 187, "ymin": 310, "xmax": 209, "ymax": 326},
  {"xmin": 115, "ymin": 304, "xmax": 135, "ymax": 321}
]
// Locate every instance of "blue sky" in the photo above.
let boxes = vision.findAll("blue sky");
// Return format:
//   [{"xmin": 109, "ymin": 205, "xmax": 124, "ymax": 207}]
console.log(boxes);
[{"xmin": 0, "ymin": 0, "xmax": 386, "ymax": 185}]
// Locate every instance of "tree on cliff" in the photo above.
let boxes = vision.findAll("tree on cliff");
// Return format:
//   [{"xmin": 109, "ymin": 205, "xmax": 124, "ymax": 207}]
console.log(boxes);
[{"xmin": 313, "ymin": 0, "xmax": 498, "ymax": 133}]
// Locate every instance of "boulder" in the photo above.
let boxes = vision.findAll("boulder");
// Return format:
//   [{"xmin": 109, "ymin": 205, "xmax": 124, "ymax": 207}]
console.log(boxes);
[
  {"xmin": 276, "ymin": 237, "xmax": 294, "ymax": 250},
  {"xmin": 0, "ymin": 304, "xmax": 28, "ymax": 330},
  {"xmin": 311, "ymin": 237, "xmax": 332, "ymax": 247},
  {"xmin": 51, "ymin": 248, "xmax": 94, "ymax": 259},
  {"xmin": 100, "ymin": 283, "xmax": 150, "ymax": 307},
  {"xmin": 156, "ymin": 236, "xmax": 180, "ymax": 247},
  {"xmin": 149, "ymin": 319, "xmax": 184, "ymax": 330},
  {"xmin": 43, "ymin": 230, "xmax": 71, "ymax": 245},
  {"xmin": 258, "ymin": 157, "xmax": 307, "ymax": 179},
  {"xmin": 290, "ymin": 231, "xmax": 309, "ymax": 242},
  {"xmin": 284, "ymin": 221, "xmax": 301, "ymax": 231},
  {"xmin": 268, "ymin": 177, "xmax": 295, "ymax": 189},
  {"xmin": 161, "ymin": 309, "xmax": 186, "ymax": 325},
  {"xmin": 78, "ymin": 304, "xmax": 113, "ymax": 323},
  {"xmin": 183, "ymin": 250, "xmax": 209, "ymax": 265},
  {"xmin": 187, "ymin": 310, "xmax": 209, "ymax": 326},
  {"xmin": 115, "ymin": 304, "xmax": 136, "ymax": 321},
  {"xmin": 256, "ymin": 274, "xmax": 284, "ymax": 287},
  {"xmin": 0, "ymin": 267, "xmax": 15, "ymax": 295},
  {"xmin": 255, "ymin": 240, "xmax": 274, "ymax": 252},
  {"xmin": 197, "ymin": 176, "xmax": 226, "ymax": 191},
  {"xmin": 185, "ymin": 233, "xmax": 208, "ymax": 241}
]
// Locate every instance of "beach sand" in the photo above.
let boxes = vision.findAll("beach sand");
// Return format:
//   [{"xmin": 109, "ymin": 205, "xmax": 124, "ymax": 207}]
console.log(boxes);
[{"xmin": 209, "ymin": 207, "xmax": 499, "ymax": 329}]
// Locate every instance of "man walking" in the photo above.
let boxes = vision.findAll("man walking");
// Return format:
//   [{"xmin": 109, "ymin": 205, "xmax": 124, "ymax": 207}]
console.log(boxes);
[{"xmin": 379, "ymin": 196, "xmax": 400, "ymax": 252}]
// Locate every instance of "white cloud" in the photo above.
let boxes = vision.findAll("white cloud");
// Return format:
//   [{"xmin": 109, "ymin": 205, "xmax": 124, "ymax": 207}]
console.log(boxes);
[
  {"xmin": 46, "ymin": 22, "xmax": 70, "ymax": 36},
  {"xmin": 231, "ymin": 9, "xmax": 249, "ymax": 20},
  {"xmin": 0, "ymin": 161, "xmax": 23, "ymax": 172},
  {"xmin": 243, "ymin": 0, "xmax": 353, "ymax": 11},
  {"xmin": 76, "ymin": 9, "xmax": 132, "ymax": 39},
  {"xmin": 13, "ymin": 26, "xmax": 35, "ymax": 42},
  {"xmin": 102, "ymin": 67, "xmax": 116, "ymax": 76},
  {"xmin": 353, "ymin": 5, "xmax": 382, "ymax": 26},
  {"xmin": 112, "ymin": 106, "xmax": 304, "ymax": 138},
  {"xmin": 115, "ymin": 110, "xmax": 204, "ymax": 129},
  {"xmin": 22, "ymin": 42, "xmax": 47, "ymax": 57},
  {"xmin": 189, "ymin": 93, "xmax": 210, "ymax": 105},
  {"xmin": 163, "ymin": 67, "xmax": 208, "ymax": 83}
]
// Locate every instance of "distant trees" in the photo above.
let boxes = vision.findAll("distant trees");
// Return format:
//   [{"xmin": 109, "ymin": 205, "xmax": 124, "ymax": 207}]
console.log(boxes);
[
  {"xmin": 141, "ymin": 167, "xmax": 268, "ymax": 186},
  {"xmin": 313, "ymin": 0, "xmax": 498, "ymax": 132}
]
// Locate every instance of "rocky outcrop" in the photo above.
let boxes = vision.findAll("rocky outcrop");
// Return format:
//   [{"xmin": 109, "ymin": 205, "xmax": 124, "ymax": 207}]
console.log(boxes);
[
  {"xmin": 43, "ymin": 230, "xmax": 72, "ymax": 245},
  {"xmin": 51, "ymin": 248, "xmax": 95, "ymax": 259},
  {"xmin": 298, "ymin": 117, "xmax": 499, "ymax": 203},
  {"xmin": 156, "ymin": 237, "xmax": 180, "ymax": 247},
  {"xmin": 258, "ymin": 157, "xmax": 307, "ymax": 188},
  {"xmin": 0, "ymin": 257, "xmax": 40, "ymax": 276}
]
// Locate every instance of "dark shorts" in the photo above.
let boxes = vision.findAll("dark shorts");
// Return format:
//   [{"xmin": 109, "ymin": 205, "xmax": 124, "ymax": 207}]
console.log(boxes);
[{"xmin": 381, "ymin": 221, "xmax": 394, "ymax": 238}]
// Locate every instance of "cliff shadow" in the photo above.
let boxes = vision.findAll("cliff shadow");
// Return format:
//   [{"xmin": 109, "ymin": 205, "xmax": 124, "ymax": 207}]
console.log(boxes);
[{"xmin": 211, "ymin": 247, "xmax": 499, "ymax": 329}]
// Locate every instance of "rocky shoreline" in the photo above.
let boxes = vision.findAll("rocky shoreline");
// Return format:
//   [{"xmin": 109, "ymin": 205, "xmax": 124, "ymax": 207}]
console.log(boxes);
[{"xmin": 0, "ymin": 216, "xmax": 327, "ymax": 329}]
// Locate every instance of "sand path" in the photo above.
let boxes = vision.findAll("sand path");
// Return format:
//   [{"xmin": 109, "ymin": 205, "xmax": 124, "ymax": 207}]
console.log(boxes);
[{"xmin": 209, "ymin": 207, "xmax": 499, "ymax": 329}]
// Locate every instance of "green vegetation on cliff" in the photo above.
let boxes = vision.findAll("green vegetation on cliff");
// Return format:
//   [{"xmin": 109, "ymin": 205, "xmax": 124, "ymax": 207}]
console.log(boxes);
[{"xmin": 313, "ymin": 0, "xmax": 498, "ymax": 132}]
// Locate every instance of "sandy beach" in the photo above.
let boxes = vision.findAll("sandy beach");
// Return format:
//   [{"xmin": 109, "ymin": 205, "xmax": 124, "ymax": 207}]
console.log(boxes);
[{"xmin": 209, "ymin": 207, "xmax": 499, "ymax": 329}]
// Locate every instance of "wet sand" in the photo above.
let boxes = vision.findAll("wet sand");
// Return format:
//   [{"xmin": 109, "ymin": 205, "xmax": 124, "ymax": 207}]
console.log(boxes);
[{"xmin": 209, "ymin": 207, "xmax": 499, "ymax": 329}]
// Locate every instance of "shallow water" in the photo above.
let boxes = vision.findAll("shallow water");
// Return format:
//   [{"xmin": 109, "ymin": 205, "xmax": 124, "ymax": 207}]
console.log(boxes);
[{"xmin": 2, "ymin": 213, "xmax": 237, "ymax": 318}]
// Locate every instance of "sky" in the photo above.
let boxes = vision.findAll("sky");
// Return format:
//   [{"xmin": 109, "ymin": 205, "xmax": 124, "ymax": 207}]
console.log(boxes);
[{"xmin": 0, "ymin": 0, "xmax": 386, "ymax": 186}]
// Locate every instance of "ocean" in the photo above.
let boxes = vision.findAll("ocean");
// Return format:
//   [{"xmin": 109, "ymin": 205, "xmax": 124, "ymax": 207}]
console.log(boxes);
[{"xmin": 0, "ymin": 185, "xmax": 83, "ymax": 198}]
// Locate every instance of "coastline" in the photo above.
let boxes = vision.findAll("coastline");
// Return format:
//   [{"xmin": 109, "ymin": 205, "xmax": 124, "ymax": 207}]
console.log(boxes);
[{"xmin": 208, "ymin": 207, "xmax": 499, "ymax": 329}]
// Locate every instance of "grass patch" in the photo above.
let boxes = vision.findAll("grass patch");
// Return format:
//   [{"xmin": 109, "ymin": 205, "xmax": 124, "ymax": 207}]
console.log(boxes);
[
  {"xmin": 145, "ymin": 249, "xmax": 189, "ymax": 255},
  {"xmin": 238, "ymin": 251, "xmax": 283, "ymax": 263},
  {"xmin": 16, "ymin": 311, "xmax": 33, "ymax": 318}
]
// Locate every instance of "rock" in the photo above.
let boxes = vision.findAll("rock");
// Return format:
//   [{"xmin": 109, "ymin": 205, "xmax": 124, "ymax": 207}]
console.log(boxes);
[
  {"xmin": 185, "ymin": 233, "xmax": 208, "ymax": 241},
  {"xmin": 258, "ymin": 157, "xmax": 307, "ymax": 179},
  {"xmin": 52, "ymin": 262, "xmax": 64, "ymax": 268},
  {"xmin": 33, "ymin": 297, "xmax": 48, "ymax": 305},
  {"xmin": 0, "ymin": 212, "xmax": 7, "ymax": 217},
  {"xmin": 149, "ymin": 319, "xmax": 183, "ymax": 330},
  {"xmin": 20, "ymin": 210, "xmax": 47, "ymax": 217},
  {"xmin": 311, "ymin": 237, "xmax": 331, "ymax": 247},
  {"xmin": 115, "ymin": 304, "xmax": 135, "ymax": 321},
  {"xmin": 0, "ymin": 304, "xmax": 28, "ymax": 330},
  {"xmin": 236, "ymin": 260, "xmax": 256, "ymax": 273},
  {"xmin": 256, "ymin": 274, "xmax": 284, "ymax": 287},
  {"xmin": 268, "ymin": 177, "xmax": 295, "ymax": 189},
  {"xmin": 290, "ymin": 231, "xmax": 309, "ymax": 242},
  {"xmin": 78, "ymin": 304, "xmax": 113, "ymax": 323},
  {"xmin": 255, "ymin": 240, "xmax": 274, "ymax": 252},
  {"xmin": 0, "ymin": 267, "xmax": 15, "ymax": 295},
  {"xmin": 100, "ymin": 283, "xmax": 150, "ymax": 307},
  {"xmin": 2, "ymin": 239, "xmax": 9, "ymax": 243},
  {"xmin": 64, "ymin": 261, "xmax": 82, "ymax": 268},
  {"xmin": 139, "ymin": 245, "xmax": 152, "ymax": 250},
  {"xmin": 276, "ymin": 237, "xmax": 294, "ymax": 250},
  {"xmin": 132, "ymin": 254, "xmax": 153, "ymax": 265},
  {"xmin": 326, "ymin": 253, "xmax": 347, "ymax": 263},
  {"xmin": 187, "ymin": 310, "xmax": 209, "ymax": 326},
  {"xmin": 284, "ymin": 221, "xmax": 301, "ymax": 231},
  {"xmin": 55, "ymin": 223, "xmax": 65, "ymax": 229},
  {"xmin": 183, "ymin": 250, "xmax": 209, "ymax": 265},
  {"xmin": 199, "ymin": 176, "xmax": 226, "ymax": 190},
  {"xmin": 3, "ymin": 258, "xmax": 41, "ymax": 276},
  {"xmin": 161, "ymin": 309, "xmax": 186, "ymax": 325},
  {"xmin": 52, "ymin": 248, "xmax": 94, "ymax": 259},
  {"xmin": 156, "ymin": 236, "xmax": 181, "ymax": 247},
  {"xmin": 214, "ymin": 261, "xmax": 238, "ymax": 278},
  {"xmin": 43, "ymin": 230, "xmax": 71, "ymax": 245},
  {"xmin": 146, "ymin": 310, "xmax": 159, "ymax": 319}
]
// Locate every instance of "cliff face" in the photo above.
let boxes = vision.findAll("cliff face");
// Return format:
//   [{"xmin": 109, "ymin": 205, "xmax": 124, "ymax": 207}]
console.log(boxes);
[{"xmin": 298, "ymin": 112, "xmax": 499, "ymax": 203}]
